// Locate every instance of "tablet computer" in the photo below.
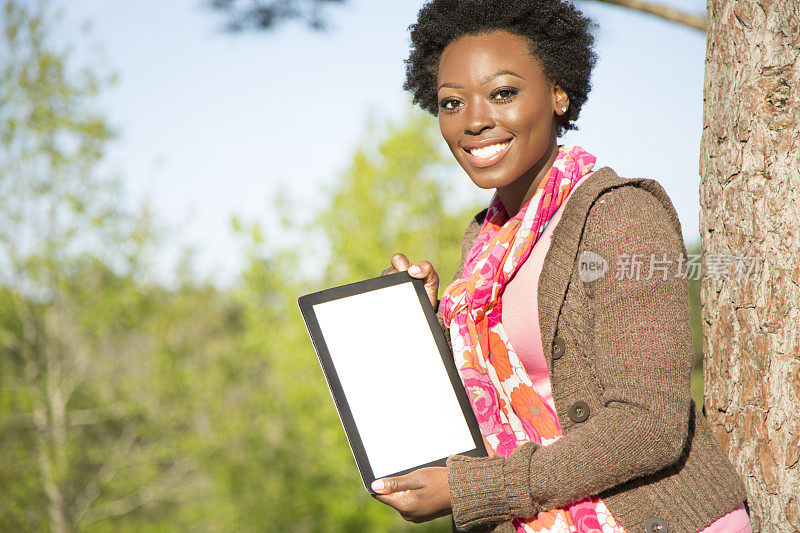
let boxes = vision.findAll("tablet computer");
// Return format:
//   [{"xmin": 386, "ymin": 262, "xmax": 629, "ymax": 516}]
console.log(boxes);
[{"xmin": 298, "ymin": 271, "xmax": 486, "ymax": 493}]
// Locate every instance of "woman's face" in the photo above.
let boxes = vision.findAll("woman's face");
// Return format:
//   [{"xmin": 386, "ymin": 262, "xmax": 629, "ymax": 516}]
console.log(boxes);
[{"xmin": 436, "ymin": 30, "xmax": 566, "ymax": 193}]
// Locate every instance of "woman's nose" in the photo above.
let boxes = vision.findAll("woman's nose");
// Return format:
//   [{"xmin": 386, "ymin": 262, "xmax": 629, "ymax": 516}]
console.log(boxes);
[{"xmin": 464, "ymin": 99, "xmax": 495, "ymax": 135}]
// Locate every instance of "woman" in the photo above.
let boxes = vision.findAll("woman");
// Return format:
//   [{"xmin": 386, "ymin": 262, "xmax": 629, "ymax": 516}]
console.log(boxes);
[{"xmin": 375, "ymin": 1, "xmax": 751, "ymax": 532}]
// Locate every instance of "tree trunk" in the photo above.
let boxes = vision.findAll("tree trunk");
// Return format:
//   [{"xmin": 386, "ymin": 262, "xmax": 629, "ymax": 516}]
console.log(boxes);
[{"xmin": 700, "ymin": 0, "xmax": 800, "ymax": 531}]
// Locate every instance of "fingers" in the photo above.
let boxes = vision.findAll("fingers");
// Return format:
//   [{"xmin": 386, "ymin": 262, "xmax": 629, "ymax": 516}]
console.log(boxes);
[
  {"xmin": 371, "ymin": 474, "xmax": 423, "ymax": 522},
  {"xmin": 371, "ymin": 473, "xmax": 421, "ymax": 494},
  {"xmin": 391, "ymin": 253, "xmax": 411, "ymax": 272},
  {"xmin": 387, "ymin": 255, "xmax": 438, "ymax": 284},
  {"xmin": 409, "ymin": 261, "xmax": 439, "ymax": 311},
  {"xmin": 407, "ymin": 260, "xmax": 432, "ymax": 278},
  {"xmin": 373, "ymin": 492, "xmax": 415, "ymax": 521},
  {"xmin": 371, "ymin": 468, "xmax": 450, "ymax": 523},
  {"xmin": 411, "ymin": 261, "xmax": 439, "ymax": 286},
  {"xmin": 382, "ymin": 256, "xmax": 440, "ymax": 309},
  {"xmin": 381, "ymin": 253, "xmax": 410, "ymax": 276}
]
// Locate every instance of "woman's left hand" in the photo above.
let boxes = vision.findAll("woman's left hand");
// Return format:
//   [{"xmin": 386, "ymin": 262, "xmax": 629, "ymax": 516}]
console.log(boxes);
[{"xmin": 371, "ymin": 466, "xmax": 452, "ymax": 523}]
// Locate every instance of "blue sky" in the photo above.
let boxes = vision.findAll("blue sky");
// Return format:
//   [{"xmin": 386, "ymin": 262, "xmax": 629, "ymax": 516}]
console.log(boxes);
[{"xmin": 54, "ymin": 0, "xmax": 708, "ymax": 284}]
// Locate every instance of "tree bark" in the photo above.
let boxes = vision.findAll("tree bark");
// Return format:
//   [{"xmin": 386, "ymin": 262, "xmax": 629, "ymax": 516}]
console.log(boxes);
[{"xmin": 700, "ymin": 0, "xmax": 800, "ymax": 531}]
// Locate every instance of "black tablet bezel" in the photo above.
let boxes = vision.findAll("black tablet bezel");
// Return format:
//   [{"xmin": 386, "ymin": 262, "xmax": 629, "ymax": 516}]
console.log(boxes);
[{"xmin": 297, "ymin": 271, "xmax": 486, "ymax": 493}]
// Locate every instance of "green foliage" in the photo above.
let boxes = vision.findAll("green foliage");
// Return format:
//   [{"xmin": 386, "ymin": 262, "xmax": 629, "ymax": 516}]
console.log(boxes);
[
  {"xmin": 0, "ymin": 3, "xmax": 474, "ymax": 526},
  {"xmin": 316, "ymin": 109, "xmax": 478, "ymax": 290},
  {"xmin": 223, "ymin": 109, "xmax": 475, "ymax": 531},
  {"xmin": 685, "ymin": 239, "xmax": 704, "ymax": 407},
  {"xmin": 0, "ymin": 1, "xmax": 195, "ymax": 530}
]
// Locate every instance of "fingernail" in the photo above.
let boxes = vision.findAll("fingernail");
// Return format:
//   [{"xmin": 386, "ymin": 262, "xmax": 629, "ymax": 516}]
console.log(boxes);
[
  {"xmin": 408, "ymin": 266, "xmax": 420, "ymax": 275},
  {"xmin": 371, "ymin": 479, "xmax": 384, "ymax": 492}
]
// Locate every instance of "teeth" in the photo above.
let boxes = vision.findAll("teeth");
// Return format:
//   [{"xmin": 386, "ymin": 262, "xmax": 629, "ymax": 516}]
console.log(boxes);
[{"xmin": 468, "ymin": 141, "xmax": 510, "ymax": 158}]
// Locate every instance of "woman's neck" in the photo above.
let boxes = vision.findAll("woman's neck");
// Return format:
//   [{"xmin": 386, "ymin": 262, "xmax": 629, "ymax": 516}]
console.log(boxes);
[{"xmin": 498, "ymin": 139, "xmax": 560, "ymax": 218}]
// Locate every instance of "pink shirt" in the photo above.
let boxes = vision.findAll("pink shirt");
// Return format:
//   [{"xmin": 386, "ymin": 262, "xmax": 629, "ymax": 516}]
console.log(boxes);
[
  {"xmin": 499, "ymin": 173, "xmax": 751, "ymax": 532},
  {"xmin": 501, "ymin": 170, "xmax": 592, "ymax": 414}
]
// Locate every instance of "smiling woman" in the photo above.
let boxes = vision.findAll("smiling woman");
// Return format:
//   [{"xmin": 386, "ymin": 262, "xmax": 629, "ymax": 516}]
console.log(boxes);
[{"xmin": 373, "ymin": 1, "xmax": 751, "ymax": 532}]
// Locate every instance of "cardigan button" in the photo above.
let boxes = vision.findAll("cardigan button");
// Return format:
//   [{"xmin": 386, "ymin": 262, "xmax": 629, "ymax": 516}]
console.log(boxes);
[
  {"xmin": 567, "ymin": 401, "xmax": 590, "ymax": 423},
  {"xmin": 552, "ymin": 337, "xmax": 565, "ymax": 359},
  {"xmin": 645, "ymin": 517, "xmax": 668, "ymax": 533}
]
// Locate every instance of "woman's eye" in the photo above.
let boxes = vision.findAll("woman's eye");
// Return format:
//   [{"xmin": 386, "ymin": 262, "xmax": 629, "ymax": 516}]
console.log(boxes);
[
  {"xmin": 440, "ymin": 99, "xmax": 462, "ymax": 112},
  {"xmin": 491, "ymin": 88, "xmax": 518, "ymax": 102}
]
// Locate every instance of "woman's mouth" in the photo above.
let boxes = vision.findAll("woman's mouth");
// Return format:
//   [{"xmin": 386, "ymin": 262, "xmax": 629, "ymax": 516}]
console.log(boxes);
[{"xmin": 462, "ymin": 139, "xmax": 513, "ymax": 168}]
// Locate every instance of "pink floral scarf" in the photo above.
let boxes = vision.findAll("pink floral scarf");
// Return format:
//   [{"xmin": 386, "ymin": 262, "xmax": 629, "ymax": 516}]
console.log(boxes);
[{"xmin": 440, "ymin": 145, "xmax": 623, "ymax": 533}]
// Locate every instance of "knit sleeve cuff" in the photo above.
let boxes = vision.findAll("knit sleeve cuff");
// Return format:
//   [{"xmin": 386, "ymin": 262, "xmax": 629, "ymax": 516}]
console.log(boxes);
[{"xmin": 447, "ymin": 442, "xmax": 539, "ymax": 531}]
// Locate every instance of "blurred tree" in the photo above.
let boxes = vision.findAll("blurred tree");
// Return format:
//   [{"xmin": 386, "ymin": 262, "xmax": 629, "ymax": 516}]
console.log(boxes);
[
  {"xmin": 685, "ymin": 240, "xmax": 704, "ymax": 407},
  {"xmin": 0, "ymin": 8, "xmax": 481, "ymax": 528},
  {"xmin": 315, "ymin": 109, "xmax": 479, "ymax": 288},
  {"xmin": 0, "ymin": 1, "xmax": 208, "ymax": 530},
  {"xmin": 207, "ymin": 0, "xmax": 346, "ymax": 32},
  {"xmin": 226, "ymin": 109, "xmax": 478, "ymax": 531}
]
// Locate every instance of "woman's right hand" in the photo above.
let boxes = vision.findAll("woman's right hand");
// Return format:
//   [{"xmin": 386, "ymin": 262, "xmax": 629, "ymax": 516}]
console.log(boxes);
[{"xmin": 381, "ymin": 253, "xmax": 440, "ymax": 312}]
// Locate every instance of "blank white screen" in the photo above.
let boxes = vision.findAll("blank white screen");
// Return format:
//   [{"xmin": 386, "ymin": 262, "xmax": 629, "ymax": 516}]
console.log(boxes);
[{"xmin": 313, "ymin": 282, "xmax": 475, "ymax": 479}]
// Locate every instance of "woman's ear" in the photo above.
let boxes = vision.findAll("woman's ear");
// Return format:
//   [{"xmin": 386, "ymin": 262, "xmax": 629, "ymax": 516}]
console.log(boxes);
[{"xmin": 554, "ymin": 84, "xmax": 569, "ymax": 116}]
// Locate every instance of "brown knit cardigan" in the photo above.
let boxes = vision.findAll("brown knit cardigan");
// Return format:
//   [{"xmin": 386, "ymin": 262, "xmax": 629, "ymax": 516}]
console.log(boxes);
[{"xmin": 436, "ymin": 167, "xmax": 748, "ymax": 533}]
